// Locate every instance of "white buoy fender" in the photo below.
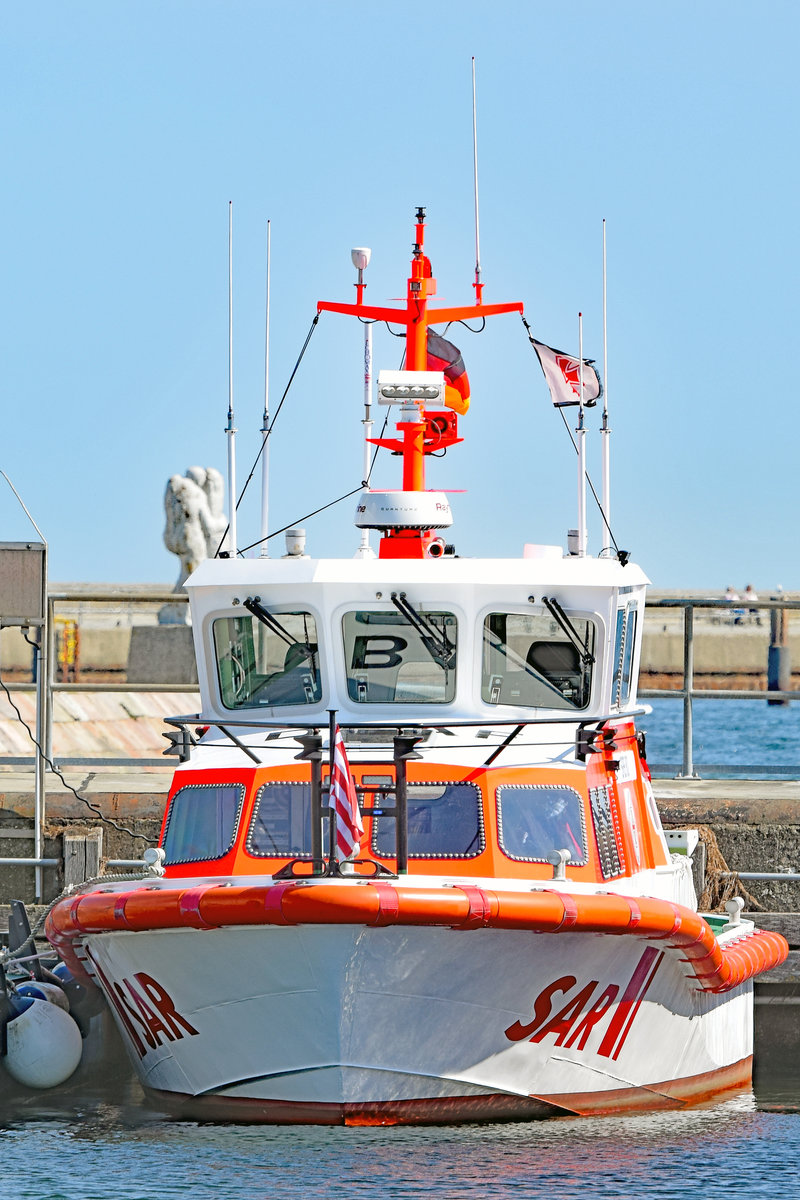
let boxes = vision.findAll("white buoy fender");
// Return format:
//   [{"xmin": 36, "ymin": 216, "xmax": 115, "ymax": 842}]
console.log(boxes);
[
  {"xmin": 4, "ymin": 997, "xmax": 83, "ymax": 1088},
  {"xmin": 16, "ymin": 981, "xmax": 71, "ymax": 1012}
]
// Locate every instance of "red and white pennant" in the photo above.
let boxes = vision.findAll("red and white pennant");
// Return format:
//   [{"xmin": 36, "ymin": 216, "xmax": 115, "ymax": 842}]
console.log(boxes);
[{"xmin": 328, "ymin": 726, "xmax": 364, "ymax": 860}]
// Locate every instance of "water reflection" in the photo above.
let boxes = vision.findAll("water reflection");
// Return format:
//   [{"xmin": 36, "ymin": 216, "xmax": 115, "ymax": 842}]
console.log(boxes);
[
  {"xmin": 2, "ymin": 1064, "xmax": 799, "ymax": 1200},
  {"xmin": 2, "ymin": 1008, "xmax": 799, "ymax": 1200}
]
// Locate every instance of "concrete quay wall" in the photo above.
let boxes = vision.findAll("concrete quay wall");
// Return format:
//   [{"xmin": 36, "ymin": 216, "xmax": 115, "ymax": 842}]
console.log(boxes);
[
  {"xmin": 640, "ymin": 627, "xmax": 800, "ymax": 677},
  {"xmin": 0, "ymin": 769, "xmax": 165, "ymax": 905},
  {"xmin": 0, "ymin": 587, "xmax": 797, "ymax": 682},
  {"xmin": 0, "ymin": 625, "xmax": 198, "ymax": 683}
]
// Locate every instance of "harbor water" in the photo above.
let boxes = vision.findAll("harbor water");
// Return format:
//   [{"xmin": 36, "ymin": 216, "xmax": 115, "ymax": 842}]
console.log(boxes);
[
  {"xmin": 1, "ymin": 1081, "xmax": 799, "ymax": 1199},
  {"xmin": 644, "ymin": 697, "xmax": 800, "ymax": 777},
  {"xmin": 2, "ymin": 702, "xmax": 799, "ymax": 1197}
]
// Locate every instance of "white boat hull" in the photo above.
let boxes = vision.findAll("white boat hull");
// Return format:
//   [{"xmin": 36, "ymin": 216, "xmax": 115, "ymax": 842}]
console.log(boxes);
[{"xmin": 81, "ymin": 923, "xmax": 753, "ymax": 1123}]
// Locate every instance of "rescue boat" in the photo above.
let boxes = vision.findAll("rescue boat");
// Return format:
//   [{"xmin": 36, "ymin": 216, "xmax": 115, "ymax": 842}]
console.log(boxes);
[{"xmin": 46, "ymin": 209, "xmax": 787, "ymax": 1124}]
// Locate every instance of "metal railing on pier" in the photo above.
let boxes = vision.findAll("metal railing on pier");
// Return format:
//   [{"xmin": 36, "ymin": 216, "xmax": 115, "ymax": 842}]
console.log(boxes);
[{"xmin": 640, "ymin": 597, "xmax": 800, "ymax": 778}]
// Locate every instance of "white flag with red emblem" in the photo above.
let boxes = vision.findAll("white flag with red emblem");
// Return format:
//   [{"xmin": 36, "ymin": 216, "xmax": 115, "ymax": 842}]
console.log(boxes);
[
  {"xmin": 328, "ymin": 726, "xmax": 363, "ymax": 860},
  {"xmin": 530, "ymin": 337, "xmax": 602, "ymax": 408}
]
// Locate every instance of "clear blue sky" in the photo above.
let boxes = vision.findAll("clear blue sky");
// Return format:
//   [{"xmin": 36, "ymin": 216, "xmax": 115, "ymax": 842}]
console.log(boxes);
[{"xmin": 2, "ymin": 1, "xmax": 797, "ymax": 591}]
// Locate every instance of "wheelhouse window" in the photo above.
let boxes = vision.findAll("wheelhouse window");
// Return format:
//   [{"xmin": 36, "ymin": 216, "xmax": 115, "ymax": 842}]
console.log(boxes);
[
  {"xmin": 481, "ymin": 612, "xmax": 595, "ymax": 710},
  {"xmin": 162, "ymin": 783, "xmax": 244, "ymax": 865},
  {"xmin": 213, "ymin": 611, "xmax": 321, "ymax": 709},
  {"xmin": 372, "ymin": 782, "xmax": 483, "ymax": 859},
  {"xmin": 247, "ymin": 783, "xmax": 313, "ymax": 858},
  {"xmin": 612, "ymin": 603, "xmax": 638, "ymax": 707},
  {"xmin": 343, "ymin": 608, "xmax": 457, "ymax": 704},
  {"xmin": 497, "ymin": 785, "xmax": 587, "ymax": 864}
]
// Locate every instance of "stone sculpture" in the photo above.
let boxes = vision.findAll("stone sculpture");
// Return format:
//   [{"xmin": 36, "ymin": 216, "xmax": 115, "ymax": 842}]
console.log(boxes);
[{"xmin": 160, "ymin": 467, "xmax": 228, "ymax": 624}]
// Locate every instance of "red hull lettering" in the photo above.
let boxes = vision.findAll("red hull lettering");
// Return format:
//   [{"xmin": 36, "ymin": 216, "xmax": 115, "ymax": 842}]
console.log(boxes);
[
  {"xmin": 506, "ymin": 948, "xmax": 664, "ymax": 1060},
  {"xmin": 85, "ymin": 949, "xmax": 199, "ymax": 1060}
]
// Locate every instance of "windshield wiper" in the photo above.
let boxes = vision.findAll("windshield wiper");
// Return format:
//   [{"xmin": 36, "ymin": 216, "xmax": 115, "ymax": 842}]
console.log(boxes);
[
  {"xmin": 541, "ymin": 596, "xmax": 595, "ymax": 666},
  {"xmin": 390, "ymin": 592, "xmax": 456, "ymax": 671},
  {"xmin": 242, "ymin": 596, "xmax": 315, "ymax": 661}
]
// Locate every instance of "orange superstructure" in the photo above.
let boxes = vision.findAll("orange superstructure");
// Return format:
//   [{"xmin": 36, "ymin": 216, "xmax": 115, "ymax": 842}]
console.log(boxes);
[{"xmin": 148, "ymin": 721, "xmax": 667, "ymax": 884}]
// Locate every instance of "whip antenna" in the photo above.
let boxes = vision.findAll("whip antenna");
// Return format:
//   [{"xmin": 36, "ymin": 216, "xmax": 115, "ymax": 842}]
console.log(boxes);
[
  {"xmin": 259, "ymin": 219, "xmax": 272, "ymax": 557},
  {"xmin": 226, "ymin": 200, "xmax": 238, "ymax": 556},
  {"xmin": 471, "ymin": 57, "xmax": 483, "ymax": 303},
  {"xmin": 600, "ymin": 218, "xmax": 612, "ymax": 555},
  {"xmin": 577, "ymin": 312, "xmax": 587, "ymax": 556}
]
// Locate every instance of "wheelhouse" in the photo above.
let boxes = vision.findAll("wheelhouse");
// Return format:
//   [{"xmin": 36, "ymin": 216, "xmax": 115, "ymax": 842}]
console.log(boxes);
[{"xmin": 193, "ymin": 557, "xmax": 648, "ymax": 727}]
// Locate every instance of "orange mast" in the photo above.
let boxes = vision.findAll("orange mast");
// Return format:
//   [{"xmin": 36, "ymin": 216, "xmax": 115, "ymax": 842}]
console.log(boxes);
[{"xmin": 317, "ymin": 208, "xmax": 523, "ymax": 556}]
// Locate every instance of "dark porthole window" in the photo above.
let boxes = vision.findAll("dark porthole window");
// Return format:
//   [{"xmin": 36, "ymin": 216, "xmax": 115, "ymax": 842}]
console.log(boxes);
[
  {"xmin": 497, "ymin": 785, "xmax": 587, "ymax": 864},
  {"xmin": 247, "ymin": 783, "xmax": 314, "ymax": 858},
  {"xmin": 372, "ymin": 782, "xmax": 483, "ymax": 860},
  {"xmin": 162, "ymin": 783, "xmax": 245, "ymax": 865}
]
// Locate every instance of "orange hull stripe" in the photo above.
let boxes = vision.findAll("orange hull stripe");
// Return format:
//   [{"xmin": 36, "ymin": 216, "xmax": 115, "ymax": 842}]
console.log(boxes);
[{"xmin": 142, "ymin": 1057, "xmax": 753, "ymax": 1125}]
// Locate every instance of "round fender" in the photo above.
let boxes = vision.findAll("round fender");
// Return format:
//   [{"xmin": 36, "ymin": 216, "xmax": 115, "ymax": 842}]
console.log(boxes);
[
  {"xmin": 15, "ymin": 981, "xmax": 71, "ymax": 1012},
  {"xmin": 4, "ymin": 997, "xmax": 83, "ymax": 1088}
]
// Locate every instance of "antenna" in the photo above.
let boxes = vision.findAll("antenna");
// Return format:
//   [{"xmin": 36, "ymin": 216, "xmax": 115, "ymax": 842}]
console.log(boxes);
[
  {"xmin": 576, "ymin": 312, "xmax": 587, "ymax": 556},
  {"xmin": 352, "ymin": 247, "xmax": 376, "ymax": 559},
  {"xmin": 600, "ymin": 219, "xmax": 612, "ymax": 556},
  {"xmin": 471, "ymin": 57, "xmax": 483, "ymax": 303},
  {"xmin": 226, "ymin": 201, "xmax": 238, "ymax": 557},
  {"xmin": 259, "ymin": 219, "xmax": 271, "ymax": 557}
]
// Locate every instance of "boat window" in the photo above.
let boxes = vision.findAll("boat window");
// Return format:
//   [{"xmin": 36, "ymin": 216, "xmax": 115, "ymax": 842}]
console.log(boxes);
[
  {"xmin": 342, "ymin": 610, "xmax": 457, "ymax": 704},
  {"xmin": 481, "ymin": 612, "xmax": 595, "ymax": 710},
  {"xmin": 162, "ymin": 783, "xmax": 244, "ymax": 865},
  {"xmin": 612, "ymin": 603, "xmax": 638, "ymax": 706},
  {"xmin": 213, "ymin": 612, "xmax": 322, "ymax": 709},
  {"xmin": 372, "ymin": 782, "xmax": 483, "ymax": 859},
  {"xmin": 497, "ymin": 785, "xmax": 587, "ymax": 864},
  {"xmin": 247, "ymin": 783, "xmax": 313, "ymax": 858}
]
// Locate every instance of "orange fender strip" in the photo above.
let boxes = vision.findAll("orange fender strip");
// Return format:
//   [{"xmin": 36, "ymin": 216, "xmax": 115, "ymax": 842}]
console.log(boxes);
[{"xmin": 45, "ymin": 881, "xmax": 788, "ymax": 994}]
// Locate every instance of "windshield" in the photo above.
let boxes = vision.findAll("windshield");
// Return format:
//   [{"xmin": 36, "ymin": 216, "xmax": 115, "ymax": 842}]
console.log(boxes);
[
  {"xmin": 213, "ymin": 611, "xmax": 321, "ymax": 709},
  {"xmin": 342, "ymin": 609, "xmax": 457, "ymax": 704},
  {"xmin": 481, "ymin": 612, "xmax": 595, "ymax": 710}
]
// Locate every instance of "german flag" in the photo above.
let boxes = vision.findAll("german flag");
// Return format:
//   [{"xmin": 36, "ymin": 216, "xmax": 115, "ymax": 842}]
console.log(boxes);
[{"xmin": 426, "ymin": 330, "xmax": 470, "ymax": 415}]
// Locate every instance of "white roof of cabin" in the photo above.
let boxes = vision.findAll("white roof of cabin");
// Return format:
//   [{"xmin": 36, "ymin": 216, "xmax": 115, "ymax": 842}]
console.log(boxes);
[{"xmin": 186, "ymin": 554, "xmax": 649, "ymax": 594}]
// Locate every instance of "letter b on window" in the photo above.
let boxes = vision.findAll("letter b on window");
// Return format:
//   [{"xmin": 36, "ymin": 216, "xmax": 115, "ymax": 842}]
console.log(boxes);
[{"xmin": 352, "ymin": 636, "xmax": 408, "ymax": 670}]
